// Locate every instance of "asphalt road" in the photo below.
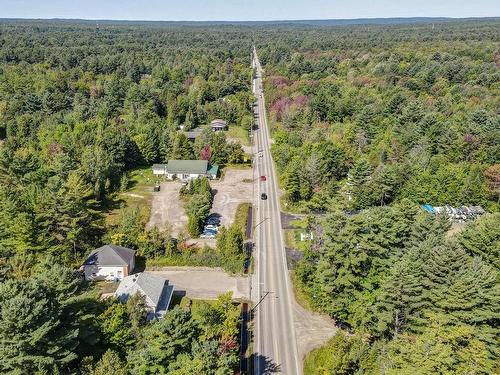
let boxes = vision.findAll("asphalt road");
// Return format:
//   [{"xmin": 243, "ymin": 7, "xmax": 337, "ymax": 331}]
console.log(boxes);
[{"xmin": 252, "ymin": 49, "xmax": 302, "ymax": 375}]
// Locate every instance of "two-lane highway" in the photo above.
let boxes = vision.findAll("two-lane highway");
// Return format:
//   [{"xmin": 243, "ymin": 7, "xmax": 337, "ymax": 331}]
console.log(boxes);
[{"xmin": 252, "ymin": 49, "xmax": 301, "ymax": 375}]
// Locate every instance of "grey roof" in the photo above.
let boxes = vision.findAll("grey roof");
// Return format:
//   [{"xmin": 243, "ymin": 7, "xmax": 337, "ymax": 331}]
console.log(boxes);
[
  {"xmin": 115, "ymin": 272, "xmax": 174, "ymax": 317},
  {"xmin": 210, "ymin": 119, "xmax": 227, "ymax": 128},
  {"xmin": 184, "ymin": 128, "xmax": 204, "ymax": 139},
  {"xmin": 152, "ymin": 164, "xmax": 167, "ymax": 170},
  {"xmin": 84, "ymin": 244, "xmax": 135, "ymax": 267},
  {"xmin": 167, "ymin": 160, "xmax": 209, "ymax": 174}
]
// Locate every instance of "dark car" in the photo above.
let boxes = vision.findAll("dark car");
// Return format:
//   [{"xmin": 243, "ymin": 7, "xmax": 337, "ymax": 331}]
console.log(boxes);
[
  {"xmin": 261, "ymin": 193, "xmax": 267, "ymax": 200},
  {"xmin": 153, "ymin": 185, "xmax": 161, "ymax": 192}
]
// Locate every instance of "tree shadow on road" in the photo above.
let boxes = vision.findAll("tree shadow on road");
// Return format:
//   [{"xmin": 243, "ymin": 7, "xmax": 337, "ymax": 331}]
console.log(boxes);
[{"xmin": 252, "ymin": 354, "xmax": 282, "ymax": 374}]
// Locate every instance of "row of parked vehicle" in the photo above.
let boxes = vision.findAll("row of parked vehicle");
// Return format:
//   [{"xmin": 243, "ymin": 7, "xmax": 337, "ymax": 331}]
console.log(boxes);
[{"xmin": 200, "ymin": 215, "xmax": 221, "ymax": 239}]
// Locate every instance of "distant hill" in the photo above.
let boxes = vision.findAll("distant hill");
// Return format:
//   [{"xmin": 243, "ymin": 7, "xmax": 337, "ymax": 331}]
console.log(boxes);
[{"xmin": 1, "ymin": 17, "xmax": 499, "ymax": 28}]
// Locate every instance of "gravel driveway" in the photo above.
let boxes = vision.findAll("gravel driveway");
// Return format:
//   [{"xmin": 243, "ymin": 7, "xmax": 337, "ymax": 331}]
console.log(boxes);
[
  {"xmin": 147, "ymin": 180, "xmax": 186, "ymax": 236},
  {"xmin": 147, "ymin": 168, "xmax": 254, "ymax": 237}
]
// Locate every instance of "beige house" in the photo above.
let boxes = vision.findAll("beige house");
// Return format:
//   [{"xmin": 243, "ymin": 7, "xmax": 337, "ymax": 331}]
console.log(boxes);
[
  {"xmin": 210, "ymin": 119, "xmax": 227, "ymax": 131},
  {"xmin": 82, "ymin": 244, "xmax": 135, "ymax": 281}
]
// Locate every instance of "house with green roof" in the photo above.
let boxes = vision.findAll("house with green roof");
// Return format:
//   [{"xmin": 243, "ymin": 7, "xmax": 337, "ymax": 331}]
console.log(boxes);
[{"xmin": 152, "ymin": 160, "xmax": 219, "ymax": 181}]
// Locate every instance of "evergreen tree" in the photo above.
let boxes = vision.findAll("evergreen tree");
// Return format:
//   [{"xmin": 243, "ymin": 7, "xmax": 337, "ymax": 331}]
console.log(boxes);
[
  {"xmin": 457, "ymin": 213, "xmax": 500, "ymax": 270},
  {"xmin": 348, "ymin": 158, "xmax": 372, "ymax": 209},
  {"xmin": 375, "ymin": 245, "xmax": 428, "ymax": 337},
  {"xmin": 127, "ymin": 306, "xmax": 199, "ymax": 374},
  {"xmin": 170, "ymin": 133, "xmax": 195, "ymax": 160},
  {"xmin": 0, "ymin": 279, "xmax": 79, "ymax": 373},
  {"xmin": 83, "ymin": 350, "xmax": 127, "ymax": 375},
  {"xmin": 383, "ymin": 315, "xmax": 493, "ymax": 375}
]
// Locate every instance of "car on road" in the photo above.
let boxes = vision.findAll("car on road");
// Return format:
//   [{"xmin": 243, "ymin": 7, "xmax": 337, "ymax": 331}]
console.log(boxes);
[
  {"xmin": 258, "ymin": 151, "xmax": 263, "ymax": 157},
  {"xmin": 260, "ymin": 175, "xmax": 267, "ymax": 182},
  {"xmin": 261, "ymin": 193, "xmax": 267, "ymax": 200}
]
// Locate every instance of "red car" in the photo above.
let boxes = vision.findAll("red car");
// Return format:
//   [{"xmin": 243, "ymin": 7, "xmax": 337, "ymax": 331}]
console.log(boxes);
[{"xmin": 260, "ymin": 175, "xmax": 267, "ymax": 182}]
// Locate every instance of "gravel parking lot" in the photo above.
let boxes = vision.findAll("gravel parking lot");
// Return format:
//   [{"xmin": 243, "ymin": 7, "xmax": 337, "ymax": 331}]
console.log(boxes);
[
  {"xmin": 147, "ymin": 267, "xmax": 250, "ymax": 300},
  {"xmin": 147, "ymin": 180, "xmax": 186, "ymax": 236},
  {"xmin": 211, "ymin": 168, "xmax": 253, "ymax": 227},
  {"xmin": 147, "ymin": 168, "xmax": 254, "ymax": 237}
]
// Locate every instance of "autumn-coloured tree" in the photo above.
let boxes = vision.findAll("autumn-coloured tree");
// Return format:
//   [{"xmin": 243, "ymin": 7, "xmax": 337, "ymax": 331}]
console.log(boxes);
[{"xmin": 484, "ymin": 164, "xmax": 500, "ymax": 203}]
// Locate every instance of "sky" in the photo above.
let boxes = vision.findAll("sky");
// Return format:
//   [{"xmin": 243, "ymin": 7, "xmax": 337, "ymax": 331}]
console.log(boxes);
[{"xmin": 1, "ymin": 0, "xmax": 499, "ymax": 21}]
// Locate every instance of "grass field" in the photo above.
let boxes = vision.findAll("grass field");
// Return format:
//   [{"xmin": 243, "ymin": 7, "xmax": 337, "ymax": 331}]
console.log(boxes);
[
  {"xmin": 234, "ymin": 202, "xmax": 252, "ymax": 235},
  {"xmin": 227, "ymin": 125, "xmax": 251, "ymax": 146},
  {"xmin": 105, "ymin": 166, "xmax": 156, "ymax": 226}
]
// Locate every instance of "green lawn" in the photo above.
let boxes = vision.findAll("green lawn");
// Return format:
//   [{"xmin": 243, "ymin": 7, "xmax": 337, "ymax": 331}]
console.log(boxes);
[
  {"xmin": 169, "ymin": 295, "xmax": 224, "ymax": 314},
  {"xmin": 227, "ymin": 125, "xmax": 251, "ymax": 146},
  {"xmin": 234, "ymin": 202, "xmax": 252, "ymax": 235},
  {"xmin": 105, "ymin": 166, "xmax": 156, "ymax": 226}
]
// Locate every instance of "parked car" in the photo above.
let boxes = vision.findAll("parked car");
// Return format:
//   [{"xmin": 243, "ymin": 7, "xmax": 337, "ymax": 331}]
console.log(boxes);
[
  {"xmin": 261, "ymin": 193, "xmax": 267, "ymax": 200},
  {"xmin": 153, "ymin": 185, "xmax": 160, "ymax": 192},
  {"xmin": 206, "ymin": 216, "xmax": 221, "ymax": 225}
]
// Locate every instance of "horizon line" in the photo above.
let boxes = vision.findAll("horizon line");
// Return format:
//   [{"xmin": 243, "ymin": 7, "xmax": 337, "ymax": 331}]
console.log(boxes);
[{"xmin": 1, "ymin": 16, "xmax": 499, "ymax": 23}]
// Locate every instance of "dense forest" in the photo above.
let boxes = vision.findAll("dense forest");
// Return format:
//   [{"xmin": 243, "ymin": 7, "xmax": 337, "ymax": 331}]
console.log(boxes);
[
  {"xmin": 0, "ymin": 18, "xmax": 499, "ymax": 374},
  {"xmin": 256, "ymin": 20, "xmax": 500, "ymax": 374},
  {"xmin": 0, "ymin": 21, "xmax": 254, "ymax": 374},
  {"xmin": 0, "ymin": 22, "xmax": 254, "ymax": 263}
]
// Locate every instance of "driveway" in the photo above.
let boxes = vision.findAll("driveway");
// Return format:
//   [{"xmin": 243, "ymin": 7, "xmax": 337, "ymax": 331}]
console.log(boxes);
[
  {"xmin": 211, "ymin": 168, "xmax": 253, "ymax": 227},
  {"xmin": 147, "ymin": 180, "xmax": 186, "ymax": 236},
  {"xmin": 148, "ymin": 168, "xmax": 254, "ymax": 237},
  {"xmin": 147, "ymin": 267, "xmax": 250, "ymax": 300}
]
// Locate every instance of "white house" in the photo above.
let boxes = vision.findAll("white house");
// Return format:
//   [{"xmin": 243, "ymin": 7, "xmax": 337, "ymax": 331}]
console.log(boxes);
[
  {"xmin": 152, "ymin": 164, "xmax": 167, "ymax": 176},
  {"xmin": 152, "ymin": 160, "xmax": 218, "ymax": 181},
  {"xmin": 82, "ymin": 244, "xmax": 135, "ymax": 281},
  {"xmin": 115, "ymin": 272, "xmax": 174, "ymax": 320}
]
